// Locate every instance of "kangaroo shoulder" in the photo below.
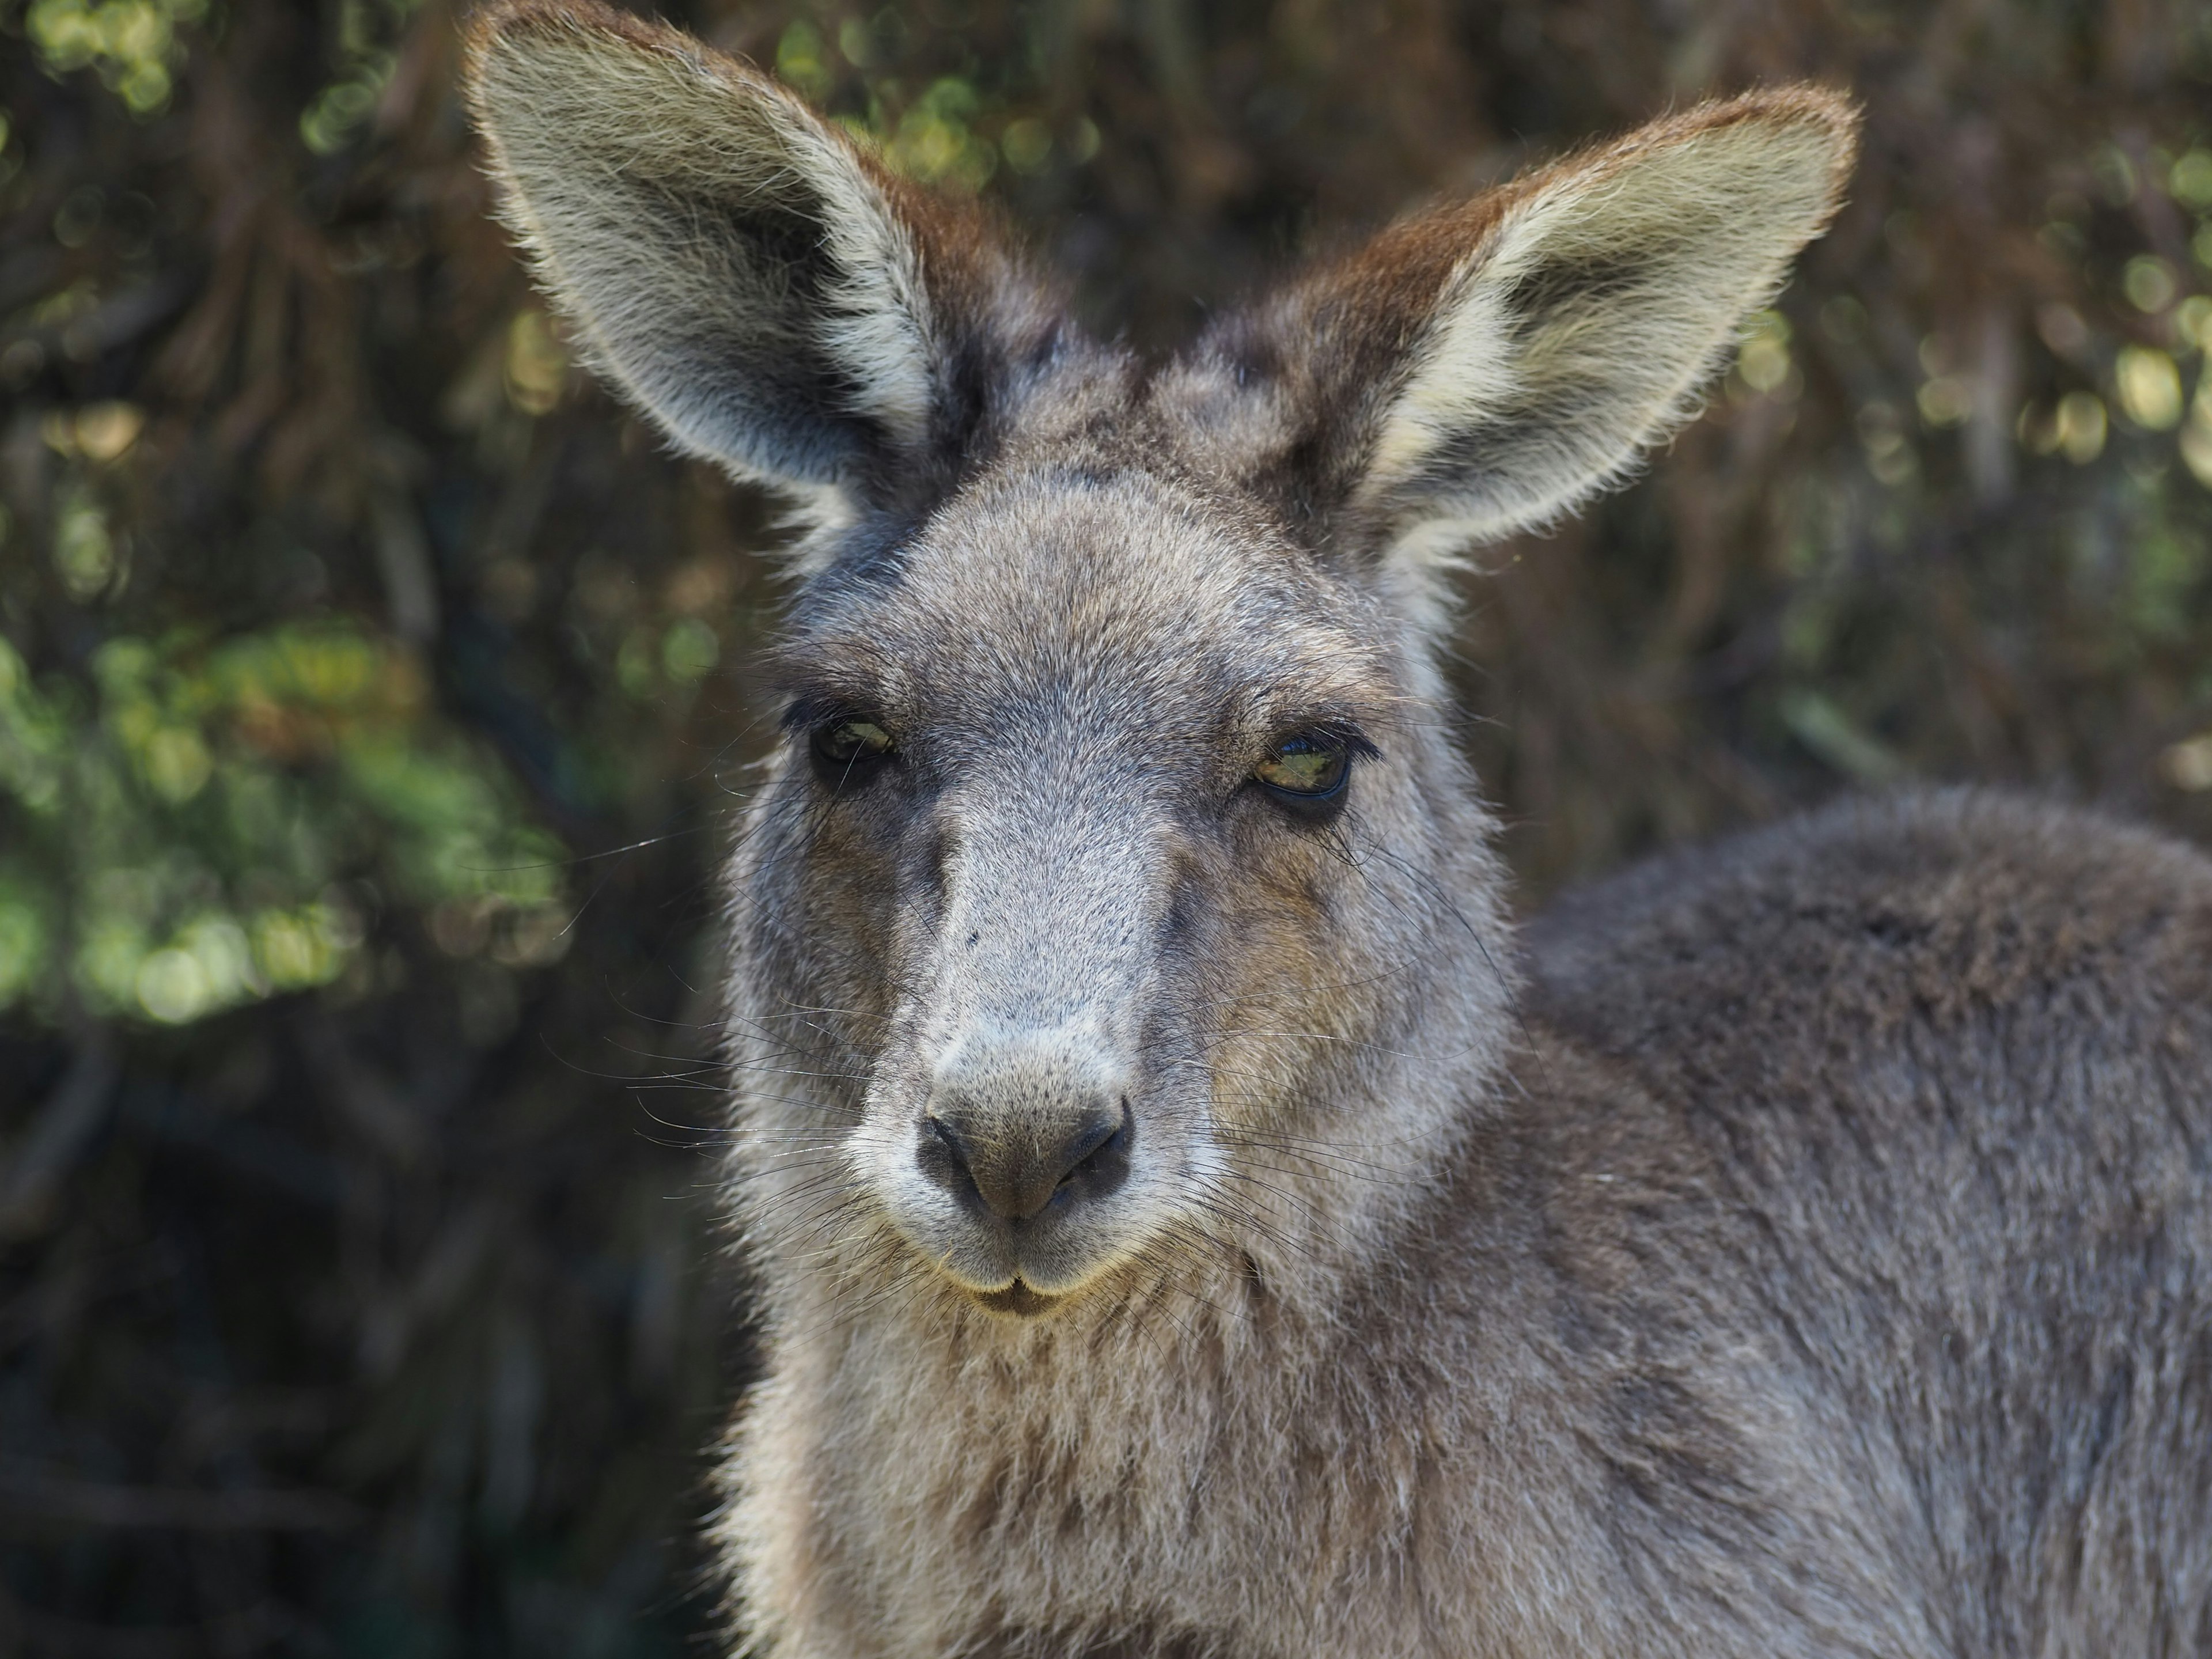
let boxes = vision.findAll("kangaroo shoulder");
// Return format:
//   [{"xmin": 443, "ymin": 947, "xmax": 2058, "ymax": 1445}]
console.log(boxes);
[{"xmin": 1521, "ymin": 787, "xmax": 2212, "ymax": 1062}]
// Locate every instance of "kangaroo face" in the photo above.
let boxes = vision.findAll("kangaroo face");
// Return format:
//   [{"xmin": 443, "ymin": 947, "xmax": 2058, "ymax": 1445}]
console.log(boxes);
[
  {"xmin": 754, "ymin": 466, "xmax": 1417, "ymax": 1309},
  {"xmin": 465, "ymin": 0, "xmax": 1854, "ymax": 1318}
]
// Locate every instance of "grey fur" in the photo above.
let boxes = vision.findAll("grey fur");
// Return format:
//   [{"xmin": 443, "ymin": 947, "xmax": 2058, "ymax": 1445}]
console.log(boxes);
[{"xmin": 464, "ymin": 12, "xmax": 2211, "ymax": 1656}]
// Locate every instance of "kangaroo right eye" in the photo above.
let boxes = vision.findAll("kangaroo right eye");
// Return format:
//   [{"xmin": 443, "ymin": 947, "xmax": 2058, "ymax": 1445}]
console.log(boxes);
[
  {"xmin": 812, "ymin": 718, "xmax": 894, "ymax": 774},
  {"xmin": 1255, "ymin": 733, "xmax": 1350, "ymax": 799}
]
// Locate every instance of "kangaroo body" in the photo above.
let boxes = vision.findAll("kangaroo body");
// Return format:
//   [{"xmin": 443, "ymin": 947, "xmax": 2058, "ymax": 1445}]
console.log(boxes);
[
  {"xmin": 728, "ymin": 792, "xmax": 2212, "ymax": 1658},
  {"xmin": 463, "ymin": 9, "xmax": 2212, "ymax": 1653}
]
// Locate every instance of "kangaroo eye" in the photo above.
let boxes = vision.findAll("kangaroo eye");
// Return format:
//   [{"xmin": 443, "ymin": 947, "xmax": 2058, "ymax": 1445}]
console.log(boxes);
[
  {"xmin": 1255, "ymin": 733, "xmax": 1349, "ymax": 800},
  {"xmin": 812, "ymin": 717, "xmax": 893, "ymax": 770}
]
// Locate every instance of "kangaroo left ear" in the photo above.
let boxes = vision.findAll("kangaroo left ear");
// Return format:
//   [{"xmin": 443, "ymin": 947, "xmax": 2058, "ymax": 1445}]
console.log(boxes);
[
  {"xmin": 1187, "ymin": 87, "xmax": 1858, "ymax": 595},
  {"xmin": 464, "ymin": 0, "xmax": 1060, "ymax": 551}
]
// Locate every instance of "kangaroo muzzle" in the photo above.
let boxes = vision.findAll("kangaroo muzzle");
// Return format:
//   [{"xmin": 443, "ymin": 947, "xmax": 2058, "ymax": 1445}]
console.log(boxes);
[{"xmin": 921, "ymin": 1028, "xmax": 1135, "ymax": 1222}]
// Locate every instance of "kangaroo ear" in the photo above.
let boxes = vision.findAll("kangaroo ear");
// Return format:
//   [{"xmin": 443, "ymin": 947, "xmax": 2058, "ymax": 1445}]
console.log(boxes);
[
  {"xmin": 464, "ymin": 1, "xmax": 1055, "ymax": 537},
  {"xmin": 1191, "ymin": 88, "xmax": 1857, "ymax": 592}
]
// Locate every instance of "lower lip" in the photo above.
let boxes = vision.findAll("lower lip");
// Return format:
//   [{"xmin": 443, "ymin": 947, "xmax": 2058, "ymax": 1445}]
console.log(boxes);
[{"xmin": 973, "ymin": 1281, "xmax": 1059, "ymax": 1317}]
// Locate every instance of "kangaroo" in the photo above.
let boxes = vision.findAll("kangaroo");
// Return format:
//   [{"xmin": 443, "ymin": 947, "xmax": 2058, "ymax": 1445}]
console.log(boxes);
[{"xmin": 465, "ymin": 6, "xmax": 2212, "ymax": 1655}]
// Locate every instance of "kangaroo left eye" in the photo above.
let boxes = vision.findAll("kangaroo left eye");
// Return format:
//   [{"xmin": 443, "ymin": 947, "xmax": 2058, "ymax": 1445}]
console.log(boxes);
[
  {"xmin": 812, "ymin": 717, "xmax": 894, "ymax": 776},
  {"xmin": 1255, "ymin": 734, "xmax": 1349, "ymax": 799}
]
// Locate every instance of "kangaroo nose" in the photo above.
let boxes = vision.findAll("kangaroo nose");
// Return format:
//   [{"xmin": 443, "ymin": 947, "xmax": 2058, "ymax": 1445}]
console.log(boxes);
[{"xmin": 923, "ymin": 1101, "xmax": 1132, "ymax": 1222}]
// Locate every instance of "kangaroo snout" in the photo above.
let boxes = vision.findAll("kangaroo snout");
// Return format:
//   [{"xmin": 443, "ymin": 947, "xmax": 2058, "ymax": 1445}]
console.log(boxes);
[
  {"xmin": 919, "ymin": 1033, "xmax": 1134, "ymax": 1224},
  {"xmin": 923, "ymin": 1099, "xmax": 1131, "ymax": 1222}
]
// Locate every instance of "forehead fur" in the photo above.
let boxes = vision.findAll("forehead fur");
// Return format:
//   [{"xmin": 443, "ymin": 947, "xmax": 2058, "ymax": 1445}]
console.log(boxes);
[{"xmin": 781, "ymin": 461, "xmax": 1401, "ymax": 753}]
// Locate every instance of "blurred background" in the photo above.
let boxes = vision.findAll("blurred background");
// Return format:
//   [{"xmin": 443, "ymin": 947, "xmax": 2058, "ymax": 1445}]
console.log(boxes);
[{"xmin": 2, "ymin": 0, "xmax": 2210, "ymax": 1651}]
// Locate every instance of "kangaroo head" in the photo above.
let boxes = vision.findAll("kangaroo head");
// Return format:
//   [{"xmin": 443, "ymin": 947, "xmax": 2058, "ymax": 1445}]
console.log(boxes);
[{"xmin": 467, "ymin": 1, "xmax": 1857, "ymax": 1321}]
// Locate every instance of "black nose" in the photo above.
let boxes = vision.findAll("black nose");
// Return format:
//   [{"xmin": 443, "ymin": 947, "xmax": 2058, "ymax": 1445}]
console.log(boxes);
[{"xmin": 922, "ymin": 1101, "xmax": 1132, "ymax": 1222}]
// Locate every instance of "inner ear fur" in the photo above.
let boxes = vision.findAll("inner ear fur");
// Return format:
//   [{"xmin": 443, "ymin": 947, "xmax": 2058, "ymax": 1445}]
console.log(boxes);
[
  {"xmin": 1193, "ymin": 86, "xmax": 1859, "ymax": 578},
  {"xmin": 464, "ymin": 0, "xmax": 1057, "ymax": 524}
]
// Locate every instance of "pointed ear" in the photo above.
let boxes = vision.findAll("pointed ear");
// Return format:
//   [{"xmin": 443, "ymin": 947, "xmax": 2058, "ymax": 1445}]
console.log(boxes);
[
  {"xmin": 463, "ymin": 0, "xmax": 1057, "ymax": 534},
  {"xmin": 1191, "ymin": 87, "xmax": 1857, "ymax": 580}
]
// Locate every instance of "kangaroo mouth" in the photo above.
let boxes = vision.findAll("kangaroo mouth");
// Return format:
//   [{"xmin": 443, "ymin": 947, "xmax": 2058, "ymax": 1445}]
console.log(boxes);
[{"xmin": 972, "ymin": 1280, "xmax": 1060, "ymax": 1318}]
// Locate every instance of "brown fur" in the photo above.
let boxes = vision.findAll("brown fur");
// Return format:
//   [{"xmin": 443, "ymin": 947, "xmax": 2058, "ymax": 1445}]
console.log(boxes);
[{"xmin": 463, "ymin": 12, "xmax": 2209, "ymax": 1656}]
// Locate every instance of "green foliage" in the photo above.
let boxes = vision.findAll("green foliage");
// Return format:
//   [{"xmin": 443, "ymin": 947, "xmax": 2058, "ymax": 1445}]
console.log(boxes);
[
  {"xmin": 779, "ymin": 5, "xmax": 1099, "ymax": 195},
  {"xmin": 25, "ymin": 0, "xmax": 206, "ymax": 114},
  {"xmin": 297, "ymin": 0, "xmax": 425, "ymax": 154},
  {"xmin": 0, "ymin": 620, "xmax": 566, "ymax": 1026}
]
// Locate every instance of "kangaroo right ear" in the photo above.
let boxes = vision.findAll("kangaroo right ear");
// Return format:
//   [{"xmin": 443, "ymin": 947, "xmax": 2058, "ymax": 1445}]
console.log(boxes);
[
  {"xmin": 1183, "ymin": 88, "xmax": 1858, "ymax": 612},
  {"xmin": 464, "ymin": 1, "xmax": 1054, "ymax": 542}
]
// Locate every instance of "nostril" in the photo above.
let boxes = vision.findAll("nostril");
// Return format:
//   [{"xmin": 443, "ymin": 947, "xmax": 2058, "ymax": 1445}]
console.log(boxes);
[
  {"xmin": 1054, "ymin": 1110, "xmax": 1125, "ymax": 1190},
  {"xmin": 920, "ymin": 1113, "xmax": 982, "ymax": 1204},
  {"xmin": 1057, "ymin": 1099, "xmax": 1133, "ymax": 1205},
  {"xmin": 1036, "ymin": 1104, "xmax": 1131, "ymax": 1215},
  {"xmin": 919, "ymin": 1100, "xmax": 1134, "ymax": 1222}
]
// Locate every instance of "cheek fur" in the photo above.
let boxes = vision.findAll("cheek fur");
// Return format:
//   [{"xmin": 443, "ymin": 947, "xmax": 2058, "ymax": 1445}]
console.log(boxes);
[
  {"xmin": 1196, "ymin": 823, "xmax": 1389, "ymax": 1129},
  {"xmin": 776, "ymin": 794, "xmax": 909, "ymax": 1050}
]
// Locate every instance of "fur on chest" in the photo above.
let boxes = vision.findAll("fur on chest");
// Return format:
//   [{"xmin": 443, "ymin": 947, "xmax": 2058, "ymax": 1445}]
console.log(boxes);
[
  {"xmin": 720, "ymin": 1298, "xmax": 1494, "ymax": 1657},
  {"xmin": 718, "ymin": 1273, "xmax": 1945, "ymax": 1659}
]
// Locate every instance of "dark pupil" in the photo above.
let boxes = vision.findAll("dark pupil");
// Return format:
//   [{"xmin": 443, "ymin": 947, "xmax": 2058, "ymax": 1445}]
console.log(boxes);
[
  {"xmin": 817, "ymin": 719, "xmax": 891, "ymax": 764},
  {"xmin": 1257, "ymin": 735, "xmax": 1346, "ymax": 796}
]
